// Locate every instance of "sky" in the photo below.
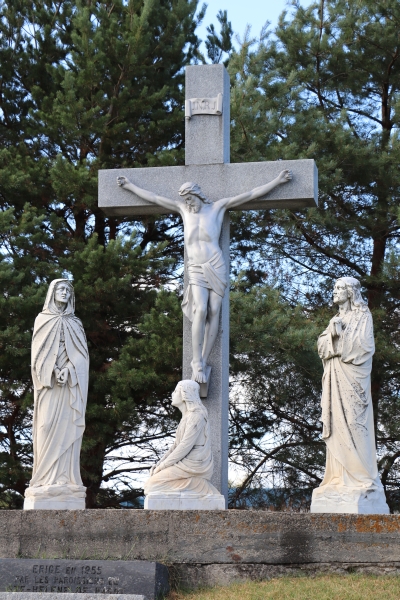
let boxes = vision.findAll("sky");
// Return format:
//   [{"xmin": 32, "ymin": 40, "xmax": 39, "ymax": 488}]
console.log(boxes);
[{"xmin": 197, "ymin": 0, "xmax": 314, "ymax": 47}]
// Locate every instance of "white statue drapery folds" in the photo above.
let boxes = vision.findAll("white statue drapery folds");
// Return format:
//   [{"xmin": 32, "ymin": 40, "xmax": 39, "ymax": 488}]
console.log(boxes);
[
  {"xmin": 310, "ymin": 277, "xmax": 389, "ymax": 514},
  {"xmin": 24, "ymin": 279, "xmax": 89, "ymax": 510},
  {"xmin": 144, "ymin": 380, "xmax": 225, "ymax": 509},
  {"xmin": 117, "ymin": 171, "xmax": 291, "ymax": 388}
]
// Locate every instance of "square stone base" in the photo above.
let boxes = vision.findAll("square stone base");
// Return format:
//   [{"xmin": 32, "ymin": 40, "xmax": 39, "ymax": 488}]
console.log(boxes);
[
  {"xmin": 310, "ymin": 485, "xmax": 390, "ymax": 514},
  {"xmin": 144, "ymin": 492, "xmax": 226, "ymax": 510},
  {"xmin": 23, "ymin": 497, "xmax": 85, "ymax": 510}
]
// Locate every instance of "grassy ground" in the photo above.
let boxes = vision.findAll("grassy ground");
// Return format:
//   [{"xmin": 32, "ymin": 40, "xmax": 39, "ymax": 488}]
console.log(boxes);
[{"xmin": 169, "ymin": 574, "xmax": 400, "ymax": 600}]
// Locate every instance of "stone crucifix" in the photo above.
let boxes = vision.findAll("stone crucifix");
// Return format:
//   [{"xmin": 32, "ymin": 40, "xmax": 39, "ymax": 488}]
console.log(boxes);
[{"xmin": 99, "ymin": 64, "xmax": 318, "ymax": 504}]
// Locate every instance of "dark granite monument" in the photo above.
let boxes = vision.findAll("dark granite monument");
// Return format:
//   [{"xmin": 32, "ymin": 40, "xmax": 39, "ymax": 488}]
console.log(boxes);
[{"xmin": 0, "ymin": 558, "xmax": 168, "ymax": 599}]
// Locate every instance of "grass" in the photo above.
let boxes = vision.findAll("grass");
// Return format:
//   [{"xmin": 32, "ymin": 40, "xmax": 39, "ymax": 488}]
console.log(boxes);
[{"xmin": 168, "ymin": 574, "xmax": 400, "ymax": 600}]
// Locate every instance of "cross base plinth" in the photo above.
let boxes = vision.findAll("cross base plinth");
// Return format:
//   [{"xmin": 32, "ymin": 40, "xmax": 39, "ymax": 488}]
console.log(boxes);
[
  {"xmin": 310, "ymin": 485, "xmax": 389, "ymax": 514},
  {"xmin": 144, "ymin": 492, "xmax": 226, "ymax": 510}
]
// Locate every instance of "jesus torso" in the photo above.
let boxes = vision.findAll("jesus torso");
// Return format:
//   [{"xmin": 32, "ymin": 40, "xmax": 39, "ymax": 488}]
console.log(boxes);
[{"xmin": 180, "ymin": 202, "xmax": 225, "ymax": 264}]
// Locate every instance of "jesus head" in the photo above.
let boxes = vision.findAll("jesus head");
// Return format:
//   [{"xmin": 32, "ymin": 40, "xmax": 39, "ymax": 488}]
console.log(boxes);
[{"xmin": 178, "ymin": 182, "xmax": 212, "ymax": 213}]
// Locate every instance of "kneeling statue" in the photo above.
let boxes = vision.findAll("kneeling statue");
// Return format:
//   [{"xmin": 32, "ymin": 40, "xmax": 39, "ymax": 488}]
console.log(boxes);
[
  {"xmin": 310, "ymin": 277, "xmax": 389, "ymax": 514},
  {"xmin": 144, "ymin": 380, "xmax": 225, "ymax": 510}
]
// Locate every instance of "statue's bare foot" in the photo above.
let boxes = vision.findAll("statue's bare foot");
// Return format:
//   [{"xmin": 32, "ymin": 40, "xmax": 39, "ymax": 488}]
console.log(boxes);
[{"xmin": 191, "ymin": 360, "xmax": 207, "ymax": 384}]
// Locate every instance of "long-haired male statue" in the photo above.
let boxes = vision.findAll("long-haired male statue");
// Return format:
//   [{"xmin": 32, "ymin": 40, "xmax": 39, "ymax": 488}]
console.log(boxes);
[
  {"xmin": 311, "ymin": 277, "xmax": 389, "ymax": 514},
  {"xmin": 117, "ymin": 171, "xmax": 291, "ymax": 385}
]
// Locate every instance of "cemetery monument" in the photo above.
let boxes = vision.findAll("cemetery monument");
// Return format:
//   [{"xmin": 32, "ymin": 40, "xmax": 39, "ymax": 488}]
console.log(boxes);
[{"xmin": 99, "ymin": 63, "xmax": 318, "ymax": 506}]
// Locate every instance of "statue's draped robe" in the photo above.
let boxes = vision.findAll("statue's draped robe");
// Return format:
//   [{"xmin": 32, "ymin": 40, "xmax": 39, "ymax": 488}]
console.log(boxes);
[
  {"xmin": 317, "ymin": 308, "xmax": 382, "ymax": 490},
  {"xmin": 29, "ymin": 280, "xmax": 89, "ymax": 490},
  {"xmin": 144, "ymin": 407, "xmax": 219, "ymax": 496},
  {"xmin": 181, "ymin": 249, "xmax": 227, "ymax": 322}
]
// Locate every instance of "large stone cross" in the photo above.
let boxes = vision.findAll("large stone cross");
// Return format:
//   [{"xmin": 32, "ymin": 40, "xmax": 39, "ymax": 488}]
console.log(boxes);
[{"xmin": 99, "ymin": 65, "xmax": 318, "ymax": 505}]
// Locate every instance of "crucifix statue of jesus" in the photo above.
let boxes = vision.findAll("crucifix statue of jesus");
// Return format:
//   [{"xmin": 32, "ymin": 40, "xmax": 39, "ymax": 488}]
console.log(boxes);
[
  {"xmin": 99, "ymin": 64, "xmax": 317, "ymax": 505},
  {"xmin": 117, "ymin": 170, "xmax": 291, "ymax": 384}
]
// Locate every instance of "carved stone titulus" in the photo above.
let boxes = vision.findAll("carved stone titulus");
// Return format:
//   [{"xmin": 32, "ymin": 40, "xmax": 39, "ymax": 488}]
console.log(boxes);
[
  {"xmin": 310, "ymin": 277, "xmax": 389, "ymax": 514},
  {"xmin": 185, "ymin": 93, "xmax": 223, "ymax": 119},
  {"xmin": 24, "ymin": 279, "xmax": 89, "ymax": 510},
  {"xmin": 144, "ymin": 380, "xmax": 226, "ymax": 510}
]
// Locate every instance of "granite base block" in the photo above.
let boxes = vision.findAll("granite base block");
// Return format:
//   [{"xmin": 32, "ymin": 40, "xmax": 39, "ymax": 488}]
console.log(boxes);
[
  {"xmin": 23, "ymin": 498, "xmax": 85, "ymax": 510},
  {"xmin": 0, "ymin": 559, "xmax": 169, "ymax": 600},
  {"xmin": 2, "ymin": 595, "xmax": 146, "ymax": 600},
  {"xmin": 2, "ymin": 510, "xmax": 400, "ymax": 591},
  {"xmin": 310, "ymin": 486, "xmax": 390, "ymax": 514},
  {"xmin": 144, "ymin": 493, "xmax": 226, "ymax": 510}
]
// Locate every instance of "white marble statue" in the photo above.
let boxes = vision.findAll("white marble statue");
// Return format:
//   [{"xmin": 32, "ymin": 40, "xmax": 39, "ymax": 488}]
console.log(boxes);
[
  {"xmin": 117, "ymin": 172, "xmax": 291, "ymax": 386},
  {"xmin": 310, "ymin": 277, "xmax": 389, "ymax": 514},
  {"xmin": 24, "ymin": 279, "xmax": 89, "ymax": 510},
  {"xmin": 144, "ymin": 379, "xmax": 225, "ymax": 509}
]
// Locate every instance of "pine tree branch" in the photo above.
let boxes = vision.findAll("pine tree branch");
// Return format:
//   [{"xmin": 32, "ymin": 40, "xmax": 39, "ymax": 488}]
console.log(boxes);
[{"xmin": 289, "ymin": 214, "xmax": 367, "ymax": 276}]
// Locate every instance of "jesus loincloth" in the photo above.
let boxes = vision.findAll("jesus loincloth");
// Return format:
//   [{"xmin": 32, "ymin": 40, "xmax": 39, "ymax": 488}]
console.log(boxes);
[{"xmin": 181, "ymin": 250, "xmax": 227, "ymax": 322}]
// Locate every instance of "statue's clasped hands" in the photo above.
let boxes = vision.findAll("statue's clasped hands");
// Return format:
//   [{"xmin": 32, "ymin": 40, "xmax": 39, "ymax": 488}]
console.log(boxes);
[
  {"xmin": 54, "ymin": 367, "xmax": 68, "ymax": 387},
  {"xmin": 331, "ymin": 316, "xmax": 343, "ymax": 337},
  {"xmin": 149, "ymin": 463, "xmax": 163, "ymax": 476}
]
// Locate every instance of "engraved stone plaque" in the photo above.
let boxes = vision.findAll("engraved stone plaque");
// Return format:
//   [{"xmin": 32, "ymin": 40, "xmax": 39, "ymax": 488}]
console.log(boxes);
[
  {"xmin": 185, "ymin": 93, "xmax": 223, "ymax": 119},
  {"xmin": 0, "ymin": 559, "xmax": 169, "ymax": 599}
]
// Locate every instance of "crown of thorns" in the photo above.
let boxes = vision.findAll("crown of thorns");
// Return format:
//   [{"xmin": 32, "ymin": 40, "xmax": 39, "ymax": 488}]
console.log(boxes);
[{"xmin": 178, "ymin": 182, "xmax": 212, "ymax": 204}]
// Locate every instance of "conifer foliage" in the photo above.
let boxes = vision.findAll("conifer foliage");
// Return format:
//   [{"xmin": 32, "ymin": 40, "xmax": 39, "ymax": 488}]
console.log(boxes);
[
  {"xmin": 0, "ymin": 0, "xmax": 201, "ymax": 508},
  {"xmin": 227, "ymin": 0, "xmax": 400, "ymax": 508}
]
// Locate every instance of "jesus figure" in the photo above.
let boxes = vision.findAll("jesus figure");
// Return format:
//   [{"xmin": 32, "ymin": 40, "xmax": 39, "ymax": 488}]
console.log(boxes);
[{"xmin": 117, "ymin": 170, "xmax": 292, "ymax": 384}]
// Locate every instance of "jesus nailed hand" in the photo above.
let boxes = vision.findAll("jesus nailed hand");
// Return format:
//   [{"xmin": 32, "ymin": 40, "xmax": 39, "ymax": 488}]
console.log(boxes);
[{"xmin": 117, "ymin": 169, "xmax": 292, "ymax": 384}]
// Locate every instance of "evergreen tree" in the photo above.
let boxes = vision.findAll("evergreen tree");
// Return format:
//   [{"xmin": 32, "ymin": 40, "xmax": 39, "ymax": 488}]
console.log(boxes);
[
  {"xmin": 227, "ymin": 0, "xmax": 400, "ymax": 509},
  {"xmin": 0, "ymin": 0, "xmax": 203, "ymax": 508}
]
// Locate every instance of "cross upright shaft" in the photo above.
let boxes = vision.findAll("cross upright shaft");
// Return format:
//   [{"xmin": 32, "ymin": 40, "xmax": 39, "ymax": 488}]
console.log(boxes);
[
  {"xmin": 185, "ymin": 65, "xmax": 230, "ymax": 165},
  {"xmin": 183, "ymin": 65, "xmax": 230, "ymax": 501}
]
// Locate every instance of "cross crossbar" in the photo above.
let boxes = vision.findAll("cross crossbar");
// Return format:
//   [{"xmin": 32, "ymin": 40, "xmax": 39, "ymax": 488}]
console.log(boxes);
[{"xmin": 99, "ymin": 159, "xmax": 317, "ymax": 217}]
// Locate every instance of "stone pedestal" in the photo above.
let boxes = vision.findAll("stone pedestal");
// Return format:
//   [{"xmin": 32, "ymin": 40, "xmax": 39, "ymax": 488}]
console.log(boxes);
[
  {"xmin": 23, "ymin": 484, "xmax": 86, "ymax": 510},
  {"xmin": 310, "ymin": 485, "xmax": 389, "ymax": 514},
  {"xmin": 144, "ymin": 492, "xmax": 226, "ymax": 510},
  {"xmin": 23, "ymin": 498, "xmax": 85, "ymax": 510},
  {"xmin": 3, "ymin": 510, "xmax": 400, "ymax": 589}
]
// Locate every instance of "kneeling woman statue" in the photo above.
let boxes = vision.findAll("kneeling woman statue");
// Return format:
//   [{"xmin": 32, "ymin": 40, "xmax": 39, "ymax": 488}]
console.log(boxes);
[
  {"xmin": 144, "ymin": 380, "xmax": 225, "ymax": 510},
  {"xmin": 24, "ymin": 279, "xmax": 89, "ymax": 510}
]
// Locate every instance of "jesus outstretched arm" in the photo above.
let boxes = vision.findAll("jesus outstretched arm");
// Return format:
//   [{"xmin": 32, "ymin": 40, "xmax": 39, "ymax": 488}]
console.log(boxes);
[
  {"xmin": 218, "ymin": 169, "xmax": 292, "ymax": 210},
  {"xmin": 117, "ymin": 175, "xmax": 180, "ymax": 214}
]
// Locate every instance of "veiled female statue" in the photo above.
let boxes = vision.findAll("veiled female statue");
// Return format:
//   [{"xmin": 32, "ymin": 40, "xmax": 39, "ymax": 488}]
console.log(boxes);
[
  {"xmin": 144, "ymin": 380, "xmax": 225, "ymax": 509},
  {"xmin": 310, "ymin": 277, "xmax": 389, "ymax": 514},
  {"xmin": 24, "ymin": 279, "xmax": 89, "ymax": 509}
]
